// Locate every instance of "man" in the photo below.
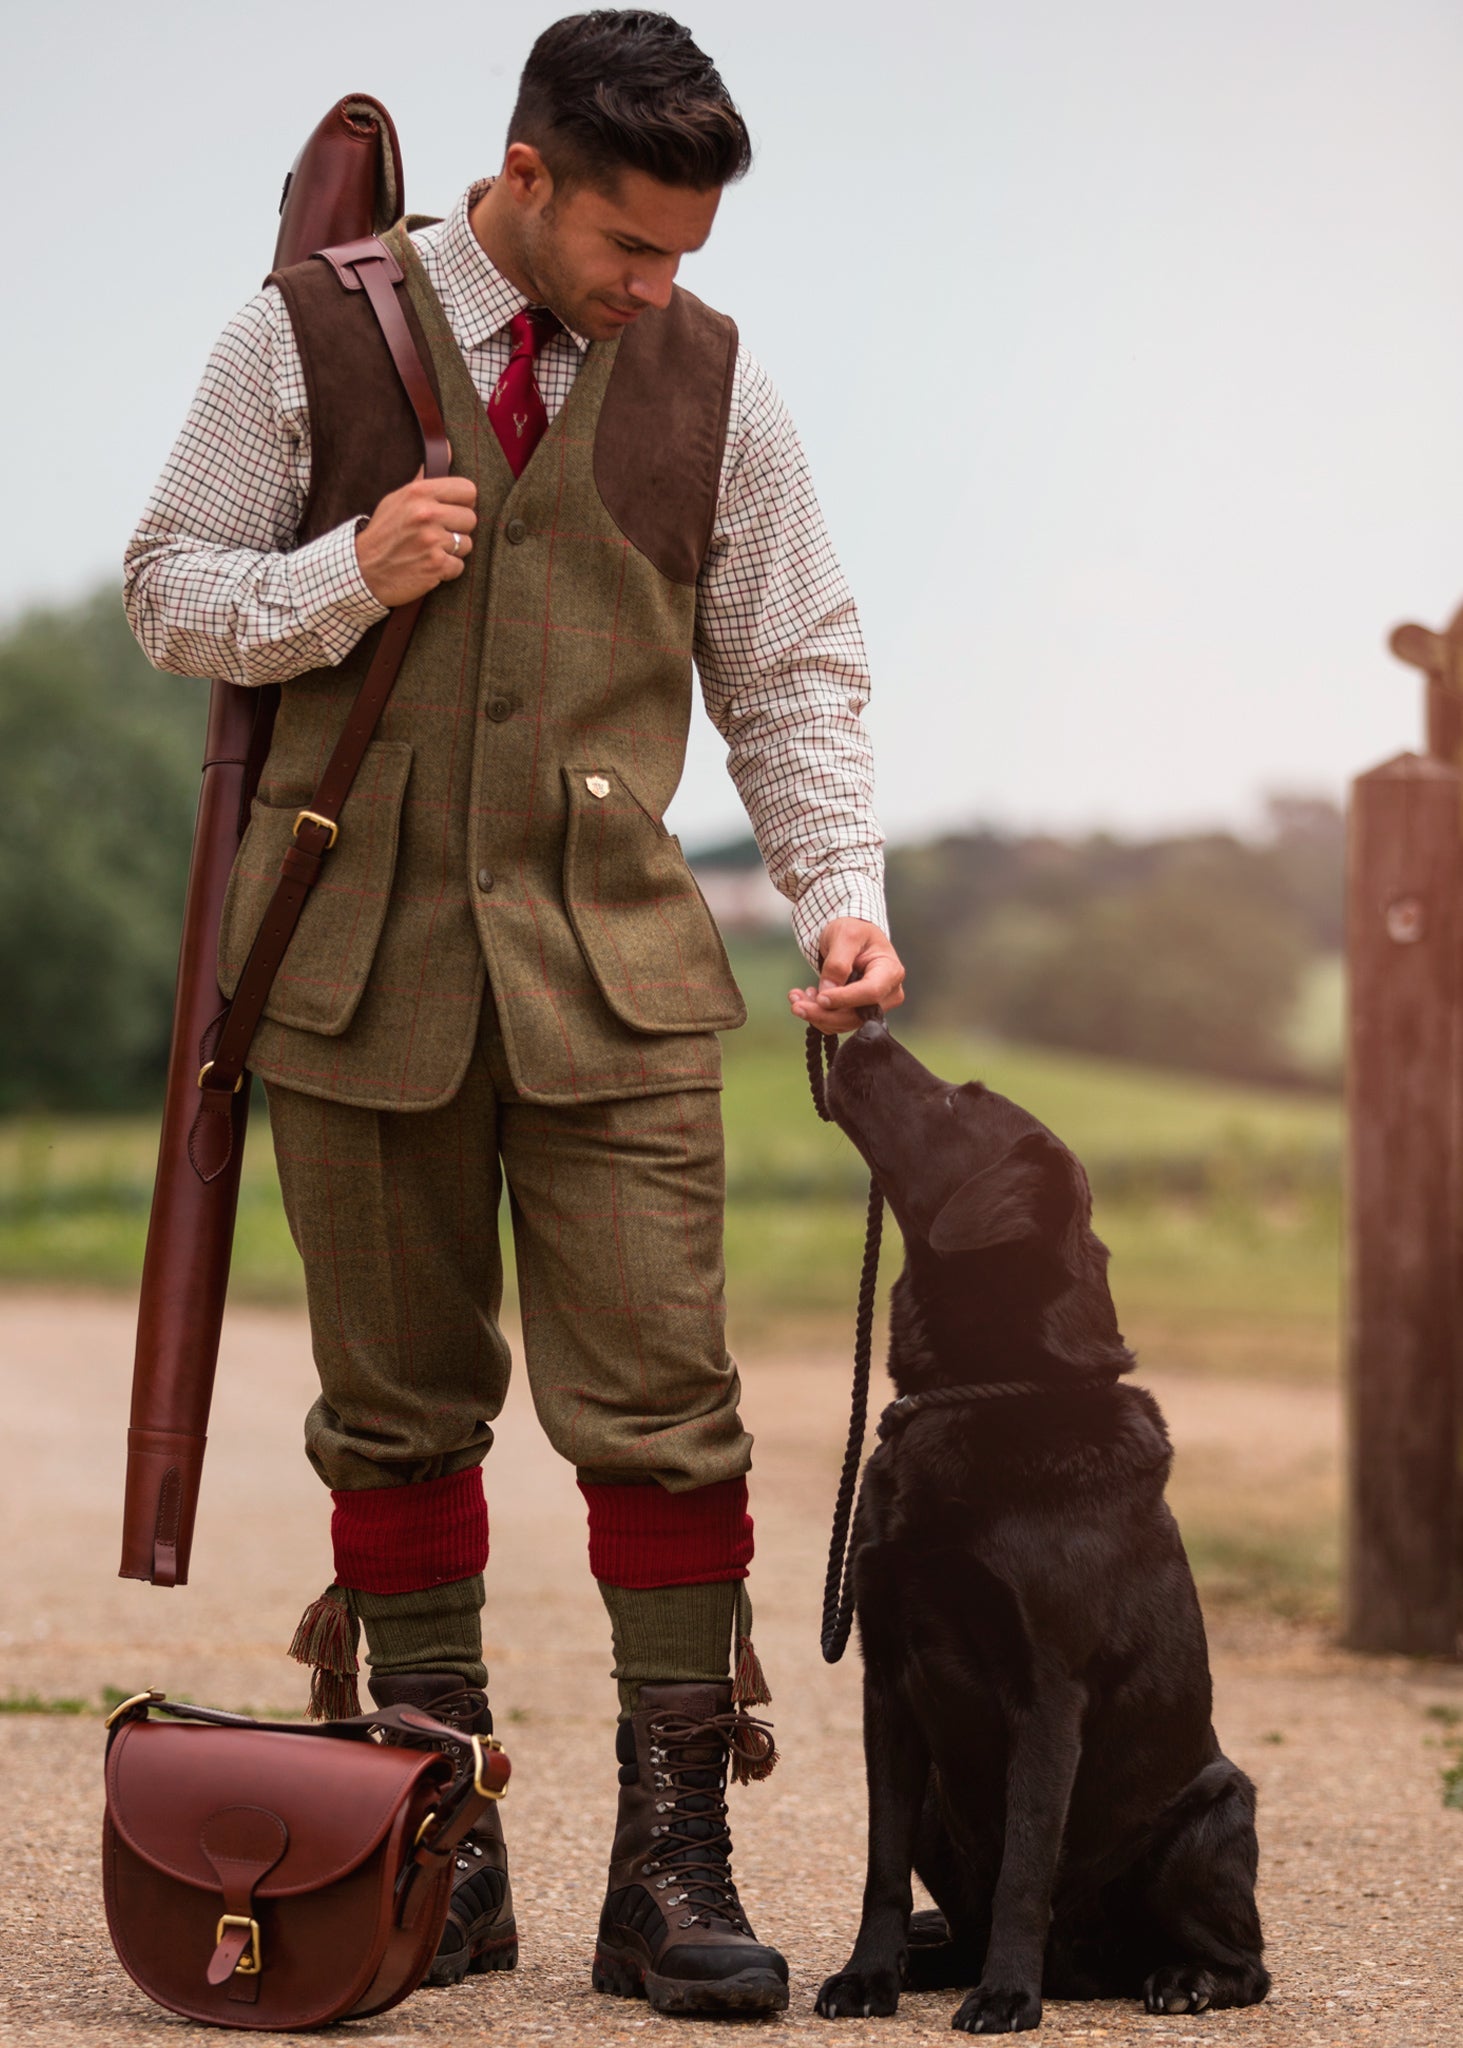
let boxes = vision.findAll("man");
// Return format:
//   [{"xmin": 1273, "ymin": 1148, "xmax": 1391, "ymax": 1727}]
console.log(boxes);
[{"xmin": 125, "ymin": 8, "xmax": 903, "ymax": 2018}]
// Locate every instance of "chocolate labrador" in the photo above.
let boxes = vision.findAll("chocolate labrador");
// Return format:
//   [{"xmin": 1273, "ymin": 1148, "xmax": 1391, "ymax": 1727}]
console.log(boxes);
[{"xmin": 814, "ymin": 1022, "xmax": 1269, "ymax": 2033}]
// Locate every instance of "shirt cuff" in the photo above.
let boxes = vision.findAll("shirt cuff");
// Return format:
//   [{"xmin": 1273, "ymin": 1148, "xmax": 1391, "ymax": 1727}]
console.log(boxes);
[
  {"xmin": 790, "ymin": 869, "xmax": 889, "ymax": 968},
  {"xmin": 284, "ymin": 518, "xmax": 390, "ymax": 656}
]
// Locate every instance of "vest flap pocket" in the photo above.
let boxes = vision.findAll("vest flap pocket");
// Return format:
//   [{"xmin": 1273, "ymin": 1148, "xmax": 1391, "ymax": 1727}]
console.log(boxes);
[
  {"xmin": 217, "ymin": 741, "xmax": 413, "ymax": 1039},
  {"xmin": 561, "ymin": 765, "xmax": 747, "ymax": 1035}
]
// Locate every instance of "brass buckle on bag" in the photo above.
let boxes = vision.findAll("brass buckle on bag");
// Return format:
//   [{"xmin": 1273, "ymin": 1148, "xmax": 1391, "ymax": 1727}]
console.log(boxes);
[
  {"xmin": 470, "ymin": 1733, "xmax": 506, "ymax": 1801},
  {"xmin": 293, "ymin": 808, "xmax": 339, "ymax": 850},
  {"xmin": 103, "ymin": 1688, "xmax": 164, "ymax": 1729},
  {"xmin": 215, "ymin": 1915, "xmax": 263, "ymax": 1976}
]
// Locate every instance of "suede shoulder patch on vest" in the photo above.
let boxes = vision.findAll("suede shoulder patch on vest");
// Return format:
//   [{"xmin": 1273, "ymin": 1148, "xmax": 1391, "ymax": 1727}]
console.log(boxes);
[
  {"xmin": 594, "ymin": 286, "xmax": 737, "ymax": 587},
  {"xmin": 269, "ymin": 227, "xmax": 442, "ymax": 545}
]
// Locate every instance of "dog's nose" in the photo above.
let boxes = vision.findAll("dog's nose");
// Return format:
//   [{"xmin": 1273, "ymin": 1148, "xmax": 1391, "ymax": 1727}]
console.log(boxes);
[{"xmin": 852, "ymin": 1016, "xmax": 889, "ymax": 1045}]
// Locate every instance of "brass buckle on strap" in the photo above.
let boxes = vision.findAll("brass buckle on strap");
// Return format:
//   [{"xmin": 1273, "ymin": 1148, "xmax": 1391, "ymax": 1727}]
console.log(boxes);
[
  {"xmin": 103, "ymin": 1688, "xmax": 164, "ymax": 1729},
  {"xmin": 292, "ymin": 808, "xmax": 340, "ymax": 850},
  {"xmin": 471, "ymin": 1732, "xmax": 507, "ymax": 1801},
  {"xmin": 197, "ymin": 1061, "xmax": 245, "ymax": 1093},
  {"xmin": 215, "ymin": 1915, "xmax": 263, "ymax": 1976}
]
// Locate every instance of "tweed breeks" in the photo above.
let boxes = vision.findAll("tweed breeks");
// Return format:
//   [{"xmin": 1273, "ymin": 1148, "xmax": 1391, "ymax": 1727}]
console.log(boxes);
[{"xmin": 264, "ymin": 997, "xmax": 752, "ymax": 1502}]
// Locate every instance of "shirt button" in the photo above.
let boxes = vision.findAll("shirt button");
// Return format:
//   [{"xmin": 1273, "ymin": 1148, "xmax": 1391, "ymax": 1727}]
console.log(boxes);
[
  {"xmin": 505, "ymin": 518, "xmax": 528, "ymax": 544},
  {"xmin": 485, "ymin": 696, "xmax": 514, "ymax": 722},
  {"xmin": 476, "ymin": 868, "xmax": 494, "ymax": 892}
]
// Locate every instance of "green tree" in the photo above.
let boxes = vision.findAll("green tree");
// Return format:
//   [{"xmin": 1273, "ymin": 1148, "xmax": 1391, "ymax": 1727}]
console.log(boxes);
[
  {"xmin": 0, "ymin": 592, "xmax": 205, "ymax": 1108},
  {"xmin": 1003, "ymin": 868, "xmax": 1304, "ymax": 1079},
  {"xmin": 888, "ymin": 822, "xmax": 1333, "ymax": 1083}
]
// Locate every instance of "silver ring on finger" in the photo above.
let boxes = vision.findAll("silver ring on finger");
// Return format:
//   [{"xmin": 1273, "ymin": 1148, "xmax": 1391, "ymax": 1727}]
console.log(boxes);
[{"xmin": 449, "ymin": 531, "xmax": 462, "ymax": 556}]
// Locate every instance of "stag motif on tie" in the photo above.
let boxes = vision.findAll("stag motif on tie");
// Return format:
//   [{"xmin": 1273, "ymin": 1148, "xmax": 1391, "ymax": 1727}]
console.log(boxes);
[{"xmin": 487, "ymin": 309, "xmax": 563, "ymax": 479}]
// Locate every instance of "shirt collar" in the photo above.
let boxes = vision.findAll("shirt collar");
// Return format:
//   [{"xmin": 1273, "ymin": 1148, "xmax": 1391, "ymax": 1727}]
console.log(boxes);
[{"xmin": 435, "ymin": 180, "xmax": 591, "ymax": 354}]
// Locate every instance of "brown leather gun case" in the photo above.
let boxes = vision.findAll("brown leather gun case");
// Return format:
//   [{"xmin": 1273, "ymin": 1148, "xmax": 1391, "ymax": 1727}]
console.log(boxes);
[{"xmin": 119, "ymin": 96, "xmax": 439, "ymax": 1588}]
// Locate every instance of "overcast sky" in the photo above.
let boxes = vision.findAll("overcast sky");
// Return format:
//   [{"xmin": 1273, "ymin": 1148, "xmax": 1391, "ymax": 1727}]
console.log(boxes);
[{"xmin": 6, "ymin": 0, "xmax": 1462, "ymax": 847}]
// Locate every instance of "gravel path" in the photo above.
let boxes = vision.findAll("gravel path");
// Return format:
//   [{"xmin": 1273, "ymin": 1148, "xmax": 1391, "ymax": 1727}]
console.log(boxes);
[{"xmin": 0, "ymin": 1292, "xmax": 1458, "ymax": 2047}]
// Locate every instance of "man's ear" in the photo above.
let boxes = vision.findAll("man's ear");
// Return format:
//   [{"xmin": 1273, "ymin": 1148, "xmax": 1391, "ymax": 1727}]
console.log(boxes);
[{"xmin": 927, "ymin": 1135, "xmax": 1053, "ymax": 1255}]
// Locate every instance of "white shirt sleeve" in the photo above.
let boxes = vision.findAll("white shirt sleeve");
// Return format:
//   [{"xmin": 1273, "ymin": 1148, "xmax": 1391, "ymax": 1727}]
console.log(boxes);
[
  {"xmin": 695, "ymin": 345, "xmax": 887, "ymax": 965},
  {"xmin": 122, "ymin": 287, "xmax": 388, "ymax": 688}
]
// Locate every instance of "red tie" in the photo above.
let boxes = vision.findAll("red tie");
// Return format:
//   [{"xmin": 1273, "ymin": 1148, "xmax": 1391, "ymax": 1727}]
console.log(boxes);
[{"xmin": 488, "ymin": 309, "xmax": 561, "ymax": 479}]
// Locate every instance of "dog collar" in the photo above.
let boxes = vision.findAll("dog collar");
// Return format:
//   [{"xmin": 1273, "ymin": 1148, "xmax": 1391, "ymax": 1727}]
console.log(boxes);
[{"xmin": 877, "ymin": 1372, "xmax": 1123, "ymax": 1442}]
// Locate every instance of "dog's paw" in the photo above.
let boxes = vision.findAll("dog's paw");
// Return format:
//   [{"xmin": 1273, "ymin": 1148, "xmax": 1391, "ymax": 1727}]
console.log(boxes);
[
  {"xmin": 1143, "ymin": 1965, "xmax": 1215, "ymax": 2015},
  {"xmin": 951, "ymin": 1983, "xmax": 1042, "ymax": 2032},
  {"xmin": 907, "ymin": 1907, "xmax": 951, "ymax": 1948},
  {"xmin": 815, "ymin": 1964, "xmax": 902, "ymax": 2019}
]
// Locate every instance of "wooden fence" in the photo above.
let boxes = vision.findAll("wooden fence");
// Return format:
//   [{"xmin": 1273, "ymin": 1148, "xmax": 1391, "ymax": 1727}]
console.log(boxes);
[{"xmin": 1346, "ymin": 608, "xmax": 1463, "ymax": 1655}]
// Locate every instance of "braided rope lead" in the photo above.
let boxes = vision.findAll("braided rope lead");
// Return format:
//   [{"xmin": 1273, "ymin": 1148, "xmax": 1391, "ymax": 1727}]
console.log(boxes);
[
  {"xmin": 807, "ymin": 1020, "xmax": 835, "ymax": 1122},
  {"xmin": 808, "ymin": 1024, "xmax": 885, "ymax": 1665}
]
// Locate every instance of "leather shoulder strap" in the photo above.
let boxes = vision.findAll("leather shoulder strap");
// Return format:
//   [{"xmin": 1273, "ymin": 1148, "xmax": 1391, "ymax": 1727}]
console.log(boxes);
[
  {"xmin": 270, "ymin": 230, "xmax": 446, "ymax": 542},
  {"xmin": 190, "ymin": 237, "xmax": 446, "ymax": 1181},
  {"xmin": 309, "ymin": 238, "xmax": 449, "ymax": 476}
]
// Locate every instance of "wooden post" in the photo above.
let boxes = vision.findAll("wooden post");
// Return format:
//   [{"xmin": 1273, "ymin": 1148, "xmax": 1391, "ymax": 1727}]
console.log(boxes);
[
  {"xmin": 1344, "ymin": 750, "xmax": 1463, "ymax": 1654},
  {"xmin": 1390, "ymin": 608, "xmax": 1463, "ymax": 768}
]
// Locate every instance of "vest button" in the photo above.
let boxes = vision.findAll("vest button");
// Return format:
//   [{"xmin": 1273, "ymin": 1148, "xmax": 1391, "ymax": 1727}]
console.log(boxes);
[
  {"xmin": 476, "ymin": 868, "xmax": 494, "ymax": 892},
  {"xmin": 505, "ymin": 518, "xmax": 528, "ymax": 545},
  {"xmin": 485, "ymin": 696, "xmax": 514, "ymax": 722}
]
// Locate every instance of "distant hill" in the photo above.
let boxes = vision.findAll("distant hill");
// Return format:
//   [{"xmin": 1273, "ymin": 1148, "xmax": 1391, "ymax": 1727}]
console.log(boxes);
[{"xmin": 698, "ymin": 798, "xmax": 1342, "ymax": 1088}]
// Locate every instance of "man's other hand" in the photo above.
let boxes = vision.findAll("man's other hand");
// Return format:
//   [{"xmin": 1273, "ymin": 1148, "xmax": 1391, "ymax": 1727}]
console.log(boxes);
[
  {"xmin": 356, "ymin": 468, "xmax": 480, "ymax": 607},
  {"xmin": 788, "ymin": 919, "xmax": 906, "ymax": 1035}
]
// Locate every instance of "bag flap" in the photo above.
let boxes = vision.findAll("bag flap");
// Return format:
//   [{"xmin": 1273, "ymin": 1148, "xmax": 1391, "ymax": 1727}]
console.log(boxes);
[{"xmin": 106, "ymin": 1720, "xmax": 448, "ymax": 1896}]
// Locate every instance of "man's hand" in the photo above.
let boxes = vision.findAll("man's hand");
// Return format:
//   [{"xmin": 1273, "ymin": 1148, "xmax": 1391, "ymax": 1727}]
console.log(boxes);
[
  {"xmin": 789, "ymin": 918, "xmax": 906, "ymax": 1036},
  {"xmin": 355, "ymin": 468, "xmax": 479, "ymax": 607}
]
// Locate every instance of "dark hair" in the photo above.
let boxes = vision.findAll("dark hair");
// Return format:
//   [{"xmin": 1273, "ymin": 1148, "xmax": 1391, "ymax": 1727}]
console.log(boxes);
[{"xmin": 508, "ymin": 11, "xmax": 752, "ymax": 192}]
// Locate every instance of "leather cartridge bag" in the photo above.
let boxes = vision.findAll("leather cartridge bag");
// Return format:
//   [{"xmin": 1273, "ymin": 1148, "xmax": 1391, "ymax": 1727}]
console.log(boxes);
[{"xmin": 102, "ymin": 1691, "xmax": 509, "ymax": 2029}]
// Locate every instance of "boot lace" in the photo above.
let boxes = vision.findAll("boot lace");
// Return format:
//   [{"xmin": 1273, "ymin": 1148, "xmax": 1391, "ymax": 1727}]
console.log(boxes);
[{"xmin": 642, "ymin": 1709, "xmax": 774, "ymax": 1932}]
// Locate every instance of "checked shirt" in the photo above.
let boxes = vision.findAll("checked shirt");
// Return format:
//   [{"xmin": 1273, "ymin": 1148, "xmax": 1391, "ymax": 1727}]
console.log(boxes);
[{"xmin": 124, "ymin": 180, "xmax": 886, "ymax": 964}]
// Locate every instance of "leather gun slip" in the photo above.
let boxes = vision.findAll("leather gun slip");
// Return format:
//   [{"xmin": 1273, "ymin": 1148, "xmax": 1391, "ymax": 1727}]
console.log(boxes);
[{"xmin": 119, "ymin": 96, "xmax": 407, "ymax": 1586}]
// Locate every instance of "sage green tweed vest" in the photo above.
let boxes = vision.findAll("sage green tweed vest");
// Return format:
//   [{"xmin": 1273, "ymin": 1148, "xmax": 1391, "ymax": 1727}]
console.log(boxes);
[{"xmin": 218, "ymin": 223, "xmax": 746, "ymax": 1109}]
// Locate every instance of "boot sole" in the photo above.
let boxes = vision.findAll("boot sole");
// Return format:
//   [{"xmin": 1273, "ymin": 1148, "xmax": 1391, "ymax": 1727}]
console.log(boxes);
[
  {"xmin": 593, "ymin": 1946, "xmax": 789, "ymax": 2015},
  {"xmin": 426, "ymin": 1925, "xmax": 519, "ymax": 1988}
]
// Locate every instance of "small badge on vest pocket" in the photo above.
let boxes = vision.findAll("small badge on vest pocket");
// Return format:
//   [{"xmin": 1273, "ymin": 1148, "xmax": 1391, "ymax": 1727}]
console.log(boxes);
[{"xmin": 585, "ymin": 775, "xmax": 611, "ymax": 799}]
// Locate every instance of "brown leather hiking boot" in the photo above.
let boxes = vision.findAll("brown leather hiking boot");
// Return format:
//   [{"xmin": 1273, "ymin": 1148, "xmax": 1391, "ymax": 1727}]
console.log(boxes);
[
  {"xmin": 368, "ymin": 1673, "xmax": 518, "ymax": 1986},
  {"xmin": 593, "ymin": 1680, "xmax": 788, "ymax": 2016}
]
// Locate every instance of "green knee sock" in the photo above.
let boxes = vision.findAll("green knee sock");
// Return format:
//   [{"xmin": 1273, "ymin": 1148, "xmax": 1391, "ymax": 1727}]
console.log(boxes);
[
  {"xmin": 350, "ymin": 1573, "xmax": 488, "ymax": 1691},
  {"xmin": 597, "ymin": 1579, "xmax": 739, "ymax": 1717}
]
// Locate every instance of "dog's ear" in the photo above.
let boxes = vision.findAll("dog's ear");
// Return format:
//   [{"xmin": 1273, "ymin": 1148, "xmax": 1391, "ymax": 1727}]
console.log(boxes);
[{"xmin": 927, "ymin": 1134, "xmax": 1054, "ymax": 1254}]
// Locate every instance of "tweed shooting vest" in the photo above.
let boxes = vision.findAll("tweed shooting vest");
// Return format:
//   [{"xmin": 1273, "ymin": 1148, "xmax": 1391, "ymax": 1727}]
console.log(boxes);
[{"xmin": 217, "ymin": 220, "xmax": 747, "ymax": 1110}]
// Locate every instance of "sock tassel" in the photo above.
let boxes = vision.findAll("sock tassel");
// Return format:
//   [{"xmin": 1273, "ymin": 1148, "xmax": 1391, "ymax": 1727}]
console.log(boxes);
[
  {"xmin": 288, "ymin": 1583, "xmax": 362, "ymax": 1720},
  {"xmin": 730, "ymin": 1582, "xmax": 778, "ymax": 1783}
]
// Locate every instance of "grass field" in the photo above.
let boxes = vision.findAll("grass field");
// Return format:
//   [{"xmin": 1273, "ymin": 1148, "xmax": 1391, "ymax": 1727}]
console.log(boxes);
[
  {"xmin": 0, "ymin": 938, "xmax": 1345, "ymax": 1620},
  {"xmin": 0, "ymin": 938, "xmax": 1341, "ymax": 1365}
]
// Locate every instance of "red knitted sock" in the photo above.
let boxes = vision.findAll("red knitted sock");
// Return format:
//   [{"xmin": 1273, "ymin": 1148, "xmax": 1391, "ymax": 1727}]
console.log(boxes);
[{"xmin": 577, "ymin": 1474, "xmax": 752, "ymax": 1587}]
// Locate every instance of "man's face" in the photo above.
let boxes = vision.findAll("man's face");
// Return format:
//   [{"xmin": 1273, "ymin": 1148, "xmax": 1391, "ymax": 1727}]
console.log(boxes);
[{"xmin": 488, "ymin": 146, "xmax": 721, "ymax": 341}]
